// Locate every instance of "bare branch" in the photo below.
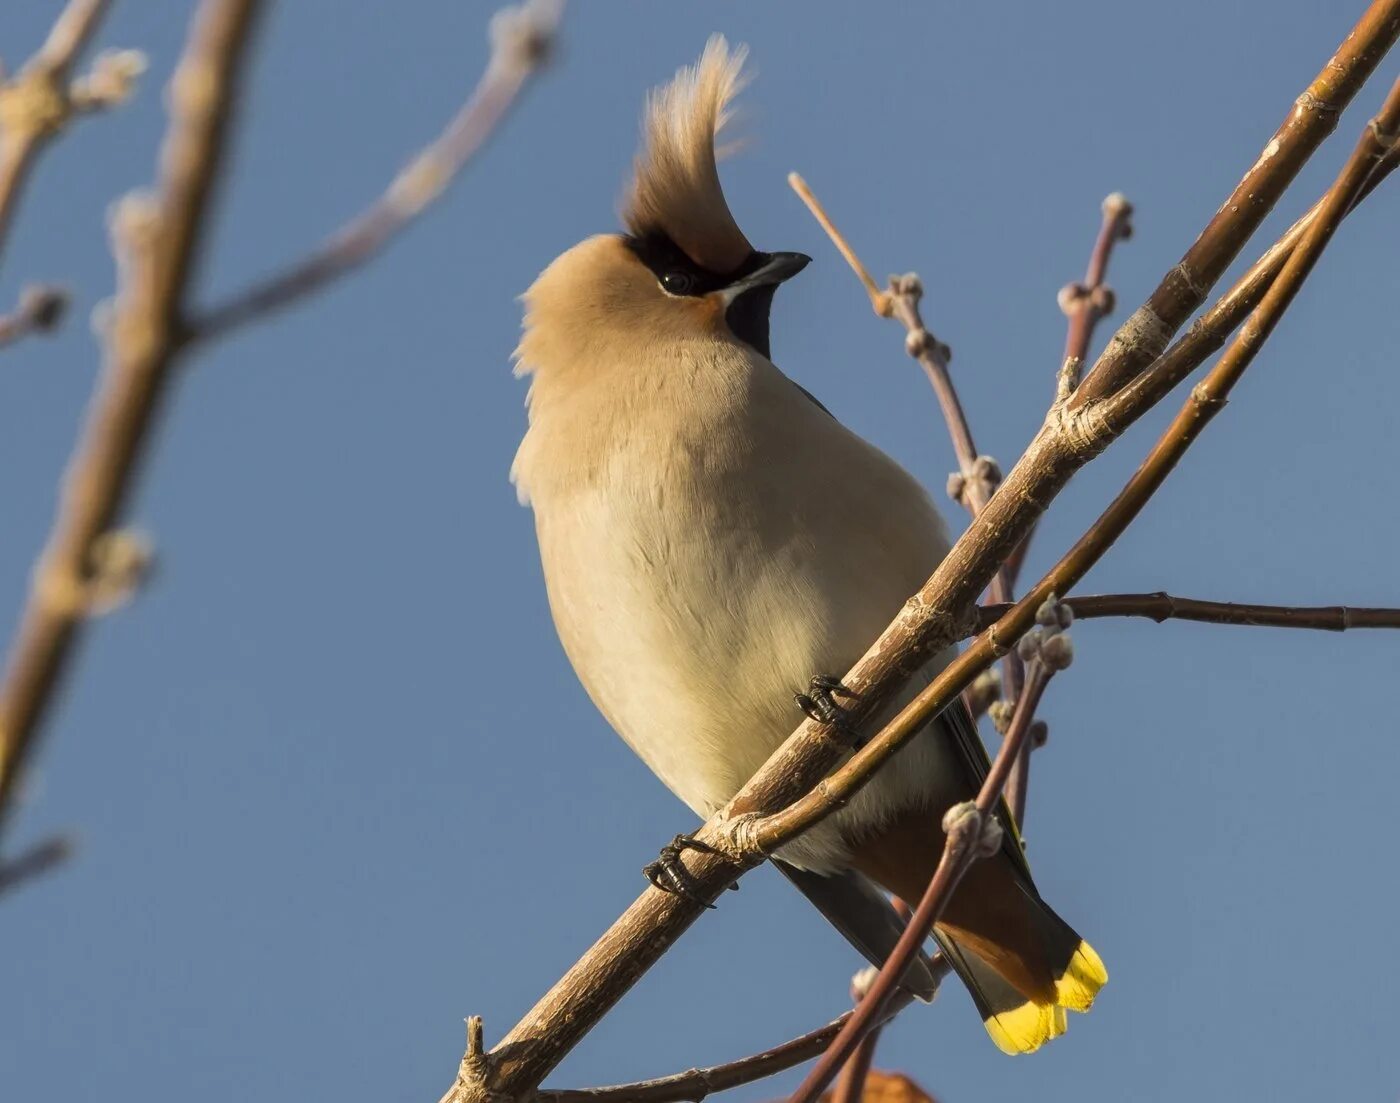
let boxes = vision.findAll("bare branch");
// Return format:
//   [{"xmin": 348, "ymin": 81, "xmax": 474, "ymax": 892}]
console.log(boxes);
[
  {"xmin": 184, "ymin": 0, "xmax": 563, "ymax": 345},
  {"xmin": 976, "ymin": 593, "xmax": 1400, "ymax": 634},
  {"xmin": 1072, "ymin": 1, "xmax": 1400, "ymax": 406},
  {"xmin": 0, "ymin": 0, "xmax": 266, "ymax": 844},
  {"xmin": 0, "ymin": 283, "xmax": 68, "ymax": 348},
  {"xmin": 0, "ymin": 832, "xmax": 73, "ymax": 896},
  {"xmin": 536, "ymin": 994, "xmax": 914, "ymax": 1103},
  {"xmin": 1057, "ymin": 193, "xmax": 1134, "ymax": 391},
  {"xmin": 1099, "ymin": 141, "xmax": 1400, "ymax": 432},
  {"xmin": 0, "ymin": 0, "xmax": 136, "ymax": 270}
]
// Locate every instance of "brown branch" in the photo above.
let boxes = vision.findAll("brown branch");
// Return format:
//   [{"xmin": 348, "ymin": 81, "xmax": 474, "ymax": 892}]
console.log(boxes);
[
  {"xmin": 1072, "ymin": 0, "xmax": 1400, "ymax": 407},
  {"xmin": 745, "ymin": 71, "xmax": 1400, "ymax": 865},
  {"xmin": 453, "ymin": 15, "xmax": 1400, "ymax": 1101},
  {"xmin": 1003, "ymin": 195, "xmax": 1131, "ymax": 822},
  {"xmin": 0, "ymin": 832, "xmax": 72, "ymax": 895},
  {"xmin": 976, "ymin": 593, "xmax": 1400, "ymax": 633},
  {"xmin": 788, "ymin": 656, "xmax": 1061, "ymax": 1103},
  {"xmin": 537, "ymin": 993, "xmax": 914, "ymax": 1103},
  {"xmin": 183, "ymin": 0, "xmax": 563, "ymax": 345},
  {"xmin": 0, "ymin": 0, "xmax": 136, "ymax": 272},
  {"xmin": 1057, "ymin": 194, "xmax": 1135, "ymax": 390},
  {"xmin": 0, "ymin": 0, "xmax": 265, "ymax": 844},
  {"xmin": 1099, "ymin": 140, "xmax": 1400, "ymax": 433},
  {"xmin": 0, "ymin": 283, "xmax": 68, "ymax": 348},
  {"xmin": 830, "ymin": 973, "xmax": 887, "ymax": 1103},
  {"xmin": 1004, "ymin": 193, "xmax": 1135, "ymax": 592}
]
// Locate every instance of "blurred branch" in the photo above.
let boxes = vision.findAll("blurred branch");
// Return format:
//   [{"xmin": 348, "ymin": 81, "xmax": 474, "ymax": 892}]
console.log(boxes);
[
  {"xmin": 0, "ymin": 0, "xmax": 265, "ymax": 844},
  {"xmin": 184, "ymin": 0, "xmax": 563, "ymax": 345},
  {"xmin": 0, "ymin": 0, "xmax": 142, "ymax": 273},
  {"xmin": 537, "ymin": 993, "xmax": 914, "ymax": 1103},
  {"xmin": 448, "ymin": 15, "xmax": 1400, "ymax": 1102},
  {"xmin": 0, "ymin": 832, "xmax": 72, "ymax": 895},
  {"xmin": 0, "ymin": 0, "xmax": 560, "ymax": 858},
  {"xmin": 0, "ymin": 283, "xmax": 68, "ymax": 348},
  {"xmin": 975, "ymin": 593, "xmax": 1400, "ymax": 633}
]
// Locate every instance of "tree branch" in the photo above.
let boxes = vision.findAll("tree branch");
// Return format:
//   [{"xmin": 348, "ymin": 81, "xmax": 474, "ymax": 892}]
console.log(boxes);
[
  {"xmin": 0, "ymin": 0, "xmax": 265, "ymax": 844},
  {"xmin": 1072, "ymin": 0, "xmax": 1400, "ymax": 406},
  {"xmin": 976, "ymin": 593, "xmax": 1400, "ymax": 634},
  {"xmin": 536, "ymin": 993, "xmax": 914, "ymax": 1103},
  {"xmin": 0, "ymin": 0, "xmax": 139, "ymax": 272},
  {"xmin": 0, "ymin": 832, "xmax": 72, "ymax": 896},
  {"xmin": 183, "ymin": 0, "xmax": 562, "ymax": 346},
  {"xmin": 0, "ymin": 283, "xmax": 68, "ymax": 348}
]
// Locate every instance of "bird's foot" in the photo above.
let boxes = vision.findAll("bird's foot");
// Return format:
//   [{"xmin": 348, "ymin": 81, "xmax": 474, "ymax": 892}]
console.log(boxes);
[
  {"xmin": 795, "ymin": 674, "xmax": 864, "ymax": 746},
  {"xmin": 644, "ymin": 834, "xmax": 728, "ymax": 907}
]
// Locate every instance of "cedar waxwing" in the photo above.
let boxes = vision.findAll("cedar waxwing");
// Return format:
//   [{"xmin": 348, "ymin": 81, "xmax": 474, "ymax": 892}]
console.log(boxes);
[{"xmin": 511, "ymin": 37, "xmax": 1106, "ymax": 1054}]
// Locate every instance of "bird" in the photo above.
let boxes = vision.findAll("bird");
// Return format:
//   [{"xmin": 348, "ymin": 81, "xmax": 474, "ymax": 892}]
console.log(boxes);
[{"xmin": 510, "ymin": 36, "xmax": 1105, "ymax": 1054}]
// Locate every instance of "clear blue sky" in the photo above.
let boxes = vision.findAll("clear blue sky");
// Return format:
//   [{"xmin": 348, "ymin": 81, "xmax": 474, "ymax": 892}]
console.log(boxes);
[{"xmin": 3, "ymin": 3, "xmax": 1398, "ymax": 1101}]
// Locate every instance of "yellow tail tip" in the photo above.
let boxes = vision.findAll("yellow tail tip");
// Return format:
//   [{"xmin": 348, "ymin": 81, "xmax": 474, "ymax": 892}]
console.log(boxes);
[
  {"xmin": 984, "ymin": 1001, "xmax": 1067, "ymax": 1055},
  {"xmin": 983, "ymin": 941, "xmax": 1107, "ymax": 1054},
  {"xmin": 1054, "ymin": 939, "xmax": 1108, "ymax": 1012}
]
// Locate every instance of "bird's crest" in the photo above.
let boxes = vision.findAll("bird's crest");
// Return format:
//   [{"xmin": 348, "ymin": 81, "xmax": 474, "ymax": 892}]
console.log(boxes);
[{"xmin": 622, "ymin": 36, "xmax": 754, "ymax": 275}]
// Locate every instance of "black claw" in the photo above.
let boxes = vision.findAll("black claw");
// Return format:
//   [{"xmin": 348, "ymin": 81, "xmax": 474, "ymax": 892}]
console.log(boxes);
[
  {"xmin": 809, "ymin": 674, "xmax": 858, "ymax": 700},
  {"xmin": 796, "ymin": 675, "xmax": 862, "ymax": 744},
  {"xmin": 643, "ymin": 834, "xmax": 721, "ymax": 908}
]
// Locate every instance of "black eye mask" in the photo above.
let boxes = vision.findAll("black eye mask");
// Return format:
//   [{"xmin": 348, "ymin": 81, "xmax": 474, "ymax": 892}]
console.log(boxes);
[{"xmin": 623, "ymin": 232, "xmax": 779, "ymax": 357}]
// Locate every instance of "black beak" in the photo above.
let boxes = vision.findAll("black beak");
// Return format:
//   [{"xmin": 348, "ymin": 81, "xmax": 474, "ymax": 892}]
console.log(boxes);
[{"xmin": 722, "ymin": 251, "xmax": 812, "ymax": 300}]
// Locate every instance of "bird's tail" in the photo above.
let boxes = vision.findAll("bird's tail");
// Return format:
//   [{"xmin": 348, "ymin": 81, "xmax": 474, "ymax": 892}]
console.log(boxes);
[
  {"xmin": 933, "ymin": 892, "xmax": 1107, "ymax": 1055},
  {"xmin": 848, "ymin": 804, "xmax": 1106, "ymax": 1055}
]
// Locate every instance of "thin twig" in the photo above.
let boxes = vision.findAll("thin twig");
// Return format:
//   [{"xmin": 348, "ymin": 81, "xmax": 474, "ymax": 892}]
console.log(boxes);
[
  {"xmin": 1098, "ymin": 141, "xmax": 1400, "ymax": 433},
  {"xmin": 1004, "ymin": 195, "xmax": 1131, "ymax": 821},
  {"xmin": 0, "ymin": 0, "xmax": 265, "ymax": 845},
  {"xmin": 184, "ymin": 0, "xmax": 563, "ymax": 345},
  {"xmin": 1072, "ymin": 1, "xmax": 1400, "ymax": 406},
  {"xmin": 462, "ymin": 17, "xmax": 1400, "ymax": 1099},
  {"xmin": 0, "ymin": 283, "xmax": 68, "ymax": 348},
  {"xmin": 536, "ymin": 994, "xmax": 914, "ymax": 1103},
  {"xmin": 0, "ymin": 832, "xmax": 73, "ymax": 895},
  {"xmin": 0, "ymin": 0, "xmax": 130, "ymax": 271},
  {"xmin": 1004, "ymin": 193, "xmax": 1135, "ymax": 591},
  {"xmin": 975, "ymin": 593, "xmax": 1400, "ymax": 633}
]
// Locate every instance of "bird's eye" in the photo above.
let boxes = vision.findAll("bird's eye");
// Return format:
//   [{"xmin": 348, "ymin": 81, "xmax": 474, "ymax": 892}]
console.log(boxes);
[{"xmin": 661, "ymin": 271, "xmax": 696, "ymax": 295}]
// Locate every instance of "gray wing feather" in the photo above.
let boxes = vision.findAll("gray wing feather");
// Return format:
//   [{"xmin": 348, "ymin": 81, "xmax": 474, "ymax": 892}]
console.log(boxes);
[{"xmin": 775, "ymin": 860, "xmax": 940, "ymax": 1001}]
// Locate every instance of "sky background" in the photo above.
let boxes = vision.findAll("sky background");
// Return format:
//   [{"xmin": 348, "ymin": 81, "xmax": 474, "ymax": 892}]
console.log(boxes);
[{"xmin": 3, "ymin": 3, "xmax": 1398, "ymax": 1101}]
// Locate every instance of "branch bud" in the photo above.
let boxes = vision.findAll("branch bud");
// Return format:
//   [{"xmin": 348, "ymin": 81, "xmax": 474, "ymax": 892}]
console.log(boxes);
[
  {"xmin": 1040, "ymin": 632, "xmax": 1075, "ymax": 671},
  {"xmin": 1102, "ymin": 191, "xmax": 1135, "ymax": 238},
  {"xmin": 942, "ymin": 801, "xmax": 1003, "ymax": 858}
]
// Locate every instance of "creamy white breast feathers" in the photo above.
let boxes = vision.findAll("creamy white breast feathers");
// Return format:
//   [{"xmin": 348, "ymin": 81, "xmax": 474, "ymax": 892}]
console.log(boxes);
[{"xmin": 513, "ymin": 285, "xmax": 960, "ymax": 871}]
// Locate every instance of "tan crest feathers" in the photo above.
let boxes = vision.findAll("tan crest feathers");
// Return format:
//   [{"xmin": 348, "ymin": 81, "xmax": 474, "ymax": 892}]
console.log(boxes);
[{"xmin": 622, "ymin": 35, "xmax": 754, "ymax": 274}]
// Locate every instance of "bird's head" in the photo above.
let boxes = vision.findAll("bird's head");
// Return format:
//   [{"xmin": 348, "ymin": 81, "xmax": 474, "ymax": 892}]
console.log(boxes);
[{"xmin": 517, "ymin": 36, "xmax": 809, "ymax": 377}]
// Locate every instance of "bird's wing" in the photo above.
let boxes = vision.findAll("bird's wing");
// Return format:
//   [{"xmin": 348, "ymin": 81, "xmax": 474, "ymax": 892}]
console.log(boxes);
[
  {"xmin": 791, "ymin": 379, "xmax": 835, "ymax": 419},
  {"xmin": 774, "ymin": 860, "xmax": 941, "ymax": 1001}
]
